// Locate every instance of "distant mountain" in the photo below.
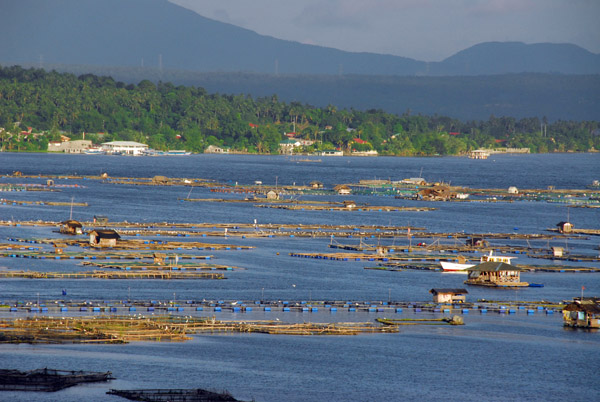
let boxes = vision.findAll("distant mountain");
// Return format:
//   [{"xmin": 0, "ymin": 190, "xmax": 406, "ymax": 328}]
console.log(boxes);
[
  {"xmin": 432, "ymin": 42, "xmax": 600, "ymax": 75},
  {"xmin": 1, "ymin": 0, "xmax": 599, "ymax": 76},
  {"xmin": 0, "ymin": 0, "xmax": 423, "ymax": 75}
]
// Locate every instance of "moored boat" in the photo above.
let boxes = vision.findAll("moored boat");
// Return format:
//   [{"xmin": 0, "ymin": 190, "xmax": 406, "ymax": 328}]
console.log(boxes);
[{"xmin": 441, "ymin": 251, "xmax": 516, "ymax": 272}]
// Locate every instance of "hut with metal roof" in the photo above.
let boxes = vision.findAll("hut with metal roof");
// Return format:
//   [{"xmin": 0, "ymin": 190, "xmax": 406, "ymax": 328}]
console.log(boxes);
[
  {"xmin": 89, "ymin": 229, "xmax": 121, "ymax": 247},
  {"xmin": 465, "ymin": 261, "xmax": 529, "ymax": 287},
  {"xmin": 563, "ymin": 300, "xmax": 600, "ymax": 329}
]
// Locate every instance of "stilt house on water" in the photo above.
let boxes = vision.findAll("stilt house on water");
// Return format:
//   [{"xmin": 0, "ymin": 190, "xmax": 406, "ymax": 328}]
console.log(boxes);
[
  {"xmin": 59, "ymin": 220, "xmax": 83, "ymax": 235},
  {"xmin": 563, "ymin": 299, "xmax": 600, "ymax": 329},
  {"xmin": 429, "ymin": 288, "xmax": 468, "ymax": 303},
  {"xmin": 89, "ymin": 229, "xmax": 121, "ymax": 247},
  {"xmin": 465, "ymin": 261, "xmax": 529, "ymax": 287}
]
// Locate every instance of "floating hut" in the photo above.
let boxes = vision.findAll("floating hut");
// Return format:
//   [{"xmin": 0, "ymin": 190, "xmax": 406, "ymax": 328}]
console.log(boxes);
[
  {"xmin": 563, "ymin": 299, "xmax": 600, "ymax": 329},
  {"xmin": 334, "ymin": 184, "xmax": 352, "ymax": 195},
  {"xmin": 465, "ymin": 237, "xmax": 488, "ymax": 247},
  {"xmin": 89, "ymin": 229, "xmax": 121, "ymax": 247},
  {"xmin": 417, "ymin": 185, "xmax": 455, "ymax": 201},
  {"xmin": 309, "ymin": 181, "xmax": 324, "ymax": 189},
  {"xmin": 266, "ymin": 190, "xmax": 279, "ymax": 200},
  {"xmin": 465, "ymin": 261, "xmax": 529, "ymax": 287},
  {"xmin": 556, "ymin": 221, "xmax": 573, "ymax": 233},
  {"xmin": 429, "ymin": 288, "xmax": 468, "ymax": 303},
  {"xmin": 59, "ymin": 220, "xmax": 83, "ymax": 235}
]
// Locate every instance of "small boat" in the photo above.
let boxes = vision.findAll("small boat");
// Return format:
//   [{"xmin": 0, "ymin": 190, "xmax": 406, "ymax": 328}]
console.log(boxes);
[
  {"xmin": 84, "ymin": 147, "xmax": 104, "ymax": 155},
  {"xmin": 441, "ymin": 251, "xmax": 516, "ymax": 272}
]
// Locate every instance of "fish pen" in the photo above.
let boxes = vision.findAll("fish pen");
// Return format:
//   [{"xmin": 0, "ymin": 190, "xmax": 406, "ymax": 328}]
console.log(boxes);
[
  {"xmin": 0, "ymin": 316, "xmax": 398, "ymax": 344},
  {"xmin": 107, "ymin": 388, "xmax": 243, "ymax": 402},
  {"xmin": 0, "ymin": 368, "xmax": 113, "ymax": 392}
]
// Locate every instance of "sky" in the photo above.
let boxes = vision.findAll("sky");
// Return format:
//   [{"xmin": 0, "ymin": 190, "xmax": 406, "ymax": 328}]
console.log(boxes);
[{"xmin": 169, "ymin": 0, "xmax": 600, "ymax": 61}]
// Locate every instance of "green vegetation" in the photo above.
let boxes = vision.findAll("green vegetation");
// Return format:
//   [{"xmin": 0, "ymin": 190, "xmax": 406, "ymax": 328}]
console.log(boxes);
[{"xmin": 0, "ymin": 66, "xmax": 598, "ymax": 155}]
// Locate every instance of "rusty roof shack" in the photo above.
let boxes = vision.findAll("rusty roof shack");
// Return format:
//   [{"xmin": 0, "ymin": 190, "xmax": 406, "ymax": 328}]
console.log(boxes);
[
  {"xmin": 465, "ymin": 261, "xmax": 529, "ymax": 287},
  {"xmin": 59, "ymin": 220, "xmax": 83, "ymax": 235},
  {"xmin": 416, "ymin": 185, "xmax": 456, "ymax": 201},
  {"xmin": 563, "ymin": 299, "xmax": 600, "ymax": 329},
  {"xmin": 89, "ymin": 229, "xmax": 121, "ymax": 248},
  {"xmin": 430, "ymin": 288, "xmax": 468, "ymax": 303}
]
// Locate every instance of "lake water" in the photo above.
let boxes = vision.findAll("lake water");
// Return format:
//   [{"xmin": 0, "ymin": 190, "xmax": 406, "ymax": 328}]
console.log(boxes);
[{"xmin": 0, "ymin": 152, "xmax": 599, "ymax": 401}]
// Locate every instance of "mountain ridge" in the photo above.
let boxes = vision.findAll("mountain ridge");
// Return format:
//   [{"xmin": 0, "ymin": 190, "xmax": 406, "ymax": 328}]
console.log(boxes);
[{"xmin": 1, "ymin": 0, "xmax": 598, "ymax": 76}]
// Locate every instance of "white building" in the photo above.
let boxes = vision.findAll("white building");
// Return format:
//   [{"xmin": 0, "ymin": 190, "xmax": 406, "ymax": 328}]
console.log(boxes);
[{"xmin": 101, "ymin": 141, "xmax": 148, "ymax": 155}]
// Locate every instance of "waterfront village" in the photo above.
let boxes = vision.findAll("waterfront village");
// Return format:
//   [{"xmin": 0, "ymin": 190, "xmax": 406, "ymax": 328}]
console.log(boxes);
[{"xmin": 4, "ymin": 126, "xmax": 532, "ymax": 159}]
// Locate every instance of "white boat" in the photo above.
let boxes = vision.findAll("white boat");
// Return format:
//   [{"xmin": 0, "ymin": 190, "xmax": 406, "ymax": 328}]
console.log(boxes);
[
  {"xmin": 84, "ymin": 147, "xmax": 104, "ymax": 155},
  {"xmin": 440, "ymin": 251, "xmax": 516, "ymax": 272}
]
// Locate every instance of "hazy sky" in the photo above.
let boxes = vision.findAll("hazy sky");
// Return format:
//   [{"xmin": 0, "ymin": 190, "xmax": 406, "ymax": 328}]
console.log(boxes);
[{"xmin": 169, "ymin": 0, "xmax": 600, "ymax": 61}]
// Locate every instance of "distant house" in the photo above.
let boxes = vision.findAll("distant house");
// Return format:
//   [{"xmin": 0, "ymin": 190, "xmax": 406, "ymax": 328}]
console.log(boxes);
[
  {"xmin": 59, "ymin": 220, "xmax": 83, "ymax": 235},
  {"xmin": 465, "ymin": 261, "xmax": 529, "ymax": 287},
  {"xmin": 309, "ymin": 181, "xmax": 323, "ymax": 189},
  {"xmin": 320, "ymin": 149, "xmax": 343, "ymax": 156},
  {"xmin": 279, "ymin": 138, "xmax": 301, "ymax": 154},
  {"xmin": 430, "ymin": 288, "xmax": 468, "ymax": 303},
  {"xmin": 89, "ymin": 229, "xmax": 121, "ymax": 247},
  {"xmin": 468, "ymin": 149, "xmax": 490, "ymax": 159},
  {"xmin": 48, "ymin": 139, "xmax": 93, "ymax": 153},
  {"xmin": 556, "ymin": 221, "xmax": 573, "ymax": 233},
  {"xmin": 205, "ymin": 145, "xmax": 229, "ymax": 154},
  {"xmin": 563, "ymin": 299, "xmax": 600, "ymax": 329},
  {"xmin": 101, "ymin": 141, "xmax": 148, "ymax": 155}
]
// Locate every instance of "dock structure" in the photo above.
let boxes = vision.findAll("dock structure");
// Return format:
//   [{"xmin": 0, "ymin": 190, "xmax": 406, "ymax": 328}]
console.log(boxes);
[
  {"xmin": 255, "ymin": 204, "xmax": 436, "ymax": 212},
  {"xmin": 0, "ymin": 298, "xmax": 567, "ymax": 317},
  {"xmin": 0, "ymin": 249, "xmax": 216, "ymax": 261},
  {"xmin": 0, "ymin": 270, "xmax": 226, "ymax": 280},
  {"xmin": 81, "ymin": 261, "xmax": 239, "ymax": 271}
]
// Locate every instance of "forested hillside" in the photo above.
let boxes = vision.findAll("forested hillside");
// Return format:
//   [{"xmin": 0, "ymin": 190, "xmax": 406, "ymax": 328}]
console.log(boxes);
[{"xmin": 0, "ymin": 66, "xmax": 598, "ymax": 155}]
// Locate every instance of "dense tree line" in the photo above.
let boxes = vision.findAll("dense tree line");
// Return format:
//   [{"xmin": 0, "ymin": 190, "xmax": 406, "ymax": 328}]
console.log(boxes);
[{"xmin": 0, "ymin": 66, "xmax": 598, "ymax": 155}]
